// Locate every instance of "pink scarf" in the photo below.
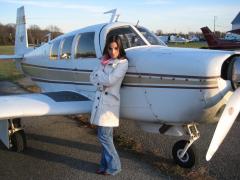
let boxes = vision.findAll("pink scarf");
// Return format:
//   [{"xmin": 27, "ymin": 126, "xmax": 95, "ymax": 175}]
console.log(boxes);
[{"xmin": 101, "ymin": 56, "xmax": 110, "ymax": 65}]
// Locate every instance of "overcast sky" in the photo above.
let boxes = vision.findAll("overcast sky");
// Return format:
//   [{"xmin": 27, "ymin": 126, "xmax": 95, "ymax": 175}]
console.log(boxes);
[{"xmin": 0, "ymin": 0, "xmax": 239, "ymax": 33}]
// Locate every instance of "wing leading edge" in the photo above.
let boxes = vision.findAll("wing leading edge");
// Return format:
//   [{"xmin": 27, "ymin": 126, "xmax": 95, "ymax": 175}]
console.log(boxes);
[
  {"xmin": 0, "ymin": 55, "xmax": 23, "ymax": 60},
  {"xmin": 0, "ymin": 91, "xmax": 93, "ymax": 120}
]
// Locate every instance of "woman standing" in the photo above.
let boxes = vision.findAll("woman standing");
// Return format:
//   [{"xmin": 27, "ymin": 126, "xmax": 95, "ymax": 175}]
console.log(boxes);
[{"xmin": 90, "ymin": 35, "xmax": 128, "ymax": 176}]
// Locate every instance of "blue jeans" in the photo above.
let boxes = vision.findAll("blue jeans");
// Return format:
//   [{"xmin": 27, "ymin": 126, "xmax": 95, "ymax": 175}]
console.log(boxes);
[{"xmin": 97, "ymin": 126, "xmax": 121, "ymax": 175}]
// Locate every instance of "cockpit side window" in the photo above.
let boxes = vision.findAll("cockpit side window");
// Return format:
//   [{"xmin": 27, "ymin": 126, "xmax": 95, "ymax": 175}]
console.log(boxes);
[
  {"xmin": 60, "ymin": 36, "xmax": 74, "ymax": 59},
  {"xmin": 50, "ymin": 39, "xmax": 61, "ymax": 60},
  {"xmin": 75, "ymin": 32, "xmax": 96, "ymax": 59},
  {"xmin": 136, "ymin": 26, "xmax": 166, "ymax": 46},
  {"xmin": 107, "ymin": 26, "xmax": 146, "ymax": 49}
]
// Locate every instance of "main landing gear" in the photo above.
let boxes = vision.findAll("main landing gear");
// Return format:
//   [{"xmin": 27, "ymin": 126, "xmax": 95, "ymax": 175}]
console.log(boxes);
[
  {"xmin": 8, "ymin": 118, "xmax": 27, "ymax": 152},
  {"xmin": 172, "ymin": 124, "xmax": 200, "ymax": 168}
]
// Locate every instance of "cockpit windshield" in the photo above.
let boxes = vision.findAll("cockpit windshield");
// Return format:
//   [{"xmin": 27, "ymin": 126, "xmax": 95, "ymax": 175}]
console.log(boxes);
[
  {"xmin": 107, "ymin": 25, "xmax": 166, "ymax": 50},
  {"xmin": 136, "ymin": 26, "xmax": 166, "ymax": 46},
  {"xmin": 107, "ymin": 26, "xmax": 147, "ymax": 49}
]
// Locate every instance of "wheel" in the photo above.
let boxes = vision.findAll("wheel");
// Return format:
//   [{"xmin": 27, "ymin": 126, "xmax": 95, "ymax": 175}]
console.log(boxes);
[
  {"xmin": 11, "ymin": 130, "xmax": 27, "ymax": 152},
  {"xmin": 172, "ymin": 140, "xmax": 195, "ymax": 168}
]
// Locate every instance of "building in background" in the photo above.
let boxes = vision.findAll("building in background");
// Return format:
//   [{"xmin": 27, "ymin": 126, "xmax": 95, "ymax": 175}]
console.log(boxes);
[{"xmin": 232, "ymin": 12, "xmax": 240, "ymax": 30}]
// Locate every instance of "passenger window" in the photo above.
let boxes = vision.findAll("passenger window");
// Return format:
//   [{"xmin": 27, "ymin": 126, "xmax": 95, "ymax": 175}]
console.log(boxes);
[
  {"xmin": 60, "ymin": 36, "xmax": 74, "ymax": 59},
  {"xmin": 75, "ymin": 32, "xmax": 96, "ymax": 59},
  {"xmin": 50, "ymin": 40, "xmax": 60, "ymax": 60}
]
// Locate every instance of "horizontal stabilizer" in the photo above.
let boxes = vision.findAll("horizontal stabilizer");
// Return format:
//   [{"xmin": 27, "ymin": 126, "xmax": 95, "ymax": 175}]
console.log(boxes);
[
  {"xmin": 0, "ymin": 55, "xmax": 23, "ymax": 60},
  {"xmin": 0, "ymin": 91, "xmax": 93, "ymax": 120}
]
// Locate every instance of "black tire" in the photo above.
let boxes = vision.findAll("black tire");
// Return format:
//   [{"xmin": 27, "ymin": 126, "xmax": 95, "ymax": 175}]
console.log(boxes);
[
  {"xmin": 11, "ymin": 130, "xmax": 27, "ymax": 152},
  {"xmin": 172, "ymin": 140, "xmax": 195, "ymax": 168}
]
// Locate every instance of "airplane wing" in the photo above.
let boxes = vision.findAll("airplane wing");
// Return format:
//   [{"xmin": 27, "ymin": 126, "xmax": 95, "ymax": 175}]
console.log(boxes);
[
  {"xmin": 0, "ymin": 55, "xmax": 23, "ymax": 60},
  {"xmin": 0, "ymin": 91, "xmax": 93, "ymax": 120}
]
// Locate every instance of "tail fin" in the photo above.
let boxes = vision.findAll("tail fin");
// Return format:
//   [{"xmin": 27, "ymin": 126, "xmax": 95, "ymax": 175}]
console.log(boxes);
[
  {"xmin": 201, "ymin": 26, "xmax": 219, "ymax": 46},
  {"xmin": 15, "ymin": 6, "xmax": 28, "ymax": 56}
]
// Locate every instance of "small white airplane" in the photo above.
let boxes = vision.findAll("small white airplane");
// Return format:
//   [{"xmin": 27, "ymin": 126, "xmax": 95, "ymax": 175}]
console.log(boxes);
[
  {"xmin": 169, "ymin": 35, "xmax": 189, "ymax": 43},
  {"xmin": 0, "ymin": 7, "xmax": 240, "ymax": 169}
]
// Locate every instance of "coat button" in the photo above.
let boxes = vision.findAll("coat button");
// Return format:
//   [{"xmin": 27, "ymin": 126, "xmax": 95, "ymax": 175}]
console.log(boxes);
[
  {"xmin": 95, "ymin": 74, "xmax": 98, "ymax": 77},
  {"xmin": 97, "ymin": 83, "xmax": 100, "ymax": 85},
  {"xmin": 97, "ymin": 97, "xmax": 100, "ymax": 100},
  {"xmin": 105, "ymin": 92, "xmax": 108, "ymax": 95},
  {"xmin": 95, "ymin": 106, "xmax": 98, "ymax": 108}
]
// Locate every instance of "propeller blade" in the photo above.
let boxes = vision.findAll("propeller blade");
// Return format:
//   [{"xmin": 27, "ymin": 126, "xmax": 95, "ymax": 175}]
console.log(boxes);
[{"xmin": 206, "ymin": 88, "xmax": 240, "ymax": 161}]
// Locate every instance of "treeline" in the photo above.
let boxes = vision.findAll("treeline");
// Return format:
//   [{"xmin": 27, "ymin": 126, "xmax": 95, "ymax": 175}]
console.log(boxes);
[{"xmin": 0, "ymin": 23, "xmax": 63, "ymax": 45}]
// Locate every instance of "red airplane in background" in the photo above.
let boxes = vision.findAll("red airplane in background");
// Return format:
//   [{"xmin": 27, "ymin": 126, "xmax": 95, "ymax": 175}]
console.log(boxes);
[{"xmin": 201, "ymin": 26, "xmax": 240, "ymax": 50}]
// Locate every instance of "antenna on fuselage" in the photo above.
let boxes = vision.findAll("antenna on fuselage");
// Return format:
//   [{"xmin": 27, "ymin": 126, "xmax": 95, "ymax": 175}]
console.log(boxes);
[
  {"xmin": 115, "ymin": 14, "xmax": 120, "ymax": 22},
  {"xmin": 104, "ymin": 9, "xmax": 118, "ymax": 23},
  {"xmin": 136, "ymin": 20, "xmax": 140, "ymax": 27}
]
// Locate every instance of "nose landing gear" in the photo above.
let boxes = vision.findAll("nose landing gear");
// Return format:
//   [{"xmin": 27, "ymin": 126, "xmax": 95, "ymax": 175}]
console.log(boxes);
[{"xmin": 172, "ymin": 124, "xmax": 200, "ymax": 168}]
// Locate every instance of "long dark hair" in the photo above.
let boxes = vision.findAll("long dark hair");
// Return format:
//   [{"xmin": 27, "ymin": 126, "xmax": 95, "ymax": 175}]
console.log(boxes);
[{"xmin": 103, "ymin": 35, "xmax": 126, "ymax": 59}]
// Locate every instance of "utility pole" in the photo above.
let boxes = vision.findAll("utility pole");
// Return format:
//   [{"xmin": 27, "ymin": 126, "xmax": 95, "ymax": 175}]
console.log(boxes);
[{"xmin": 214, "ymin": 16, "xmax": 217, "ymax": 34}]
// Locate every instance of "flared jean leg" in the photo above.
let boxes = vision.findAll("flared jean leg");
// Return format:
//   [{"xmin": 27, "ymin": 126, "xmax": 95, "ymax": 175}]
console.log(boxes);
[
  {"xmin": 97, "ymin": 126, "xmax": 121, "ymax": 175},
  {"xmin": 99, "ymin": 147, "xmax": 107, "ymax": 171}
]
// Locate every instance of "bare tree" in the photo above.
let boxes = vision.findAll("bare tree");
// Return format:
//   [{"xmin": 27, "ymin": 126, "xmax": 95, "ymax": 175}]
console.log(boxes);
[
  {"xmin": 0, "ymin": 21, "xmax": 64, "ymax": 45},
  {"xmin": 155, "ymin": 29, "xmax": 163, "ymax": 36},
  {"xmin": 28, "ymin": 24, "xmax": 43, "ymax": 45},
  {"xmin": 45, "ymin": 25, "xmax": 62, "ymax": 39}
]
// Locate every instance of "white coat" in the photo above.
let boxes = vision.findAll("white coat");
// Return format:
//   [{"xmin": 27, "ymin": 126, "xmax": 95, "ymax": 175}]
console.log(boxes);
[{"xmin": 90, "ymin": 58, "xmax": 128, "ymax": 127}]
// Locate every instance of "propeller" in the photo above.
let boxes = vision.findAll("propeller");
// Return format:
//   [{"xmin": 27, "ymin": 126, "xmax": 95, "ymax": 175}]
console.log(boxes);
[{"xmin": 206, "ymin": 87, "xmax": 240, "ymax": 161}]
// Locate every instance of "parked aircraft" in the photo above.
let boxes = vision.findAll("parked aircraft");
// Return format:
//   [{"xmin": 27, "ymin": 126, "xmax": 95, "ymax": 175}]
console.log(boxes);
[
  {"xmin": 169, "ymin": 35, "xmax": 189, "ymax": 43},
  {"xmin": 201, "ymin": 26, "xmax": 240, "ymax": 50},
  {"xmin": 189, "ymin": 35, "xmax": 200, "ymax": 42},
  {"xmin": 0, "ymin": 7, "xmax": 240, "ymax": 169}
]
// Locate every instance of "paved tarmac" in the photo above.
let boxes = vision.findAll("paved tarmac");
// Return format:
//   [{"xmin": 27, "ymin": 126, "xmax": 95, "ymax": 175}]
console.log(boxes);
[
  {"xmin": 0, "ymin": 81, "xmax": 239, "ymax": 180},
  {"xmin": 0, "ymin": 81, "xmax": 167, "ymax": 180},
  {"xmin": 116, "ymin": 117, "xmax": 240, "ymax": 179}
]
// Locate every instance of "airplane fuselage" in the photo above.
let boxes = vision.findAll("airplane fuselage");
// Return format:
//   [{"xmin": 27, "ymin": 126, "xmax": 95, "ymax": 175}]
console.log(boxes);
[{"xmin": 21, "ymin": 22, "xmax": 237, "ymax": 125}]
